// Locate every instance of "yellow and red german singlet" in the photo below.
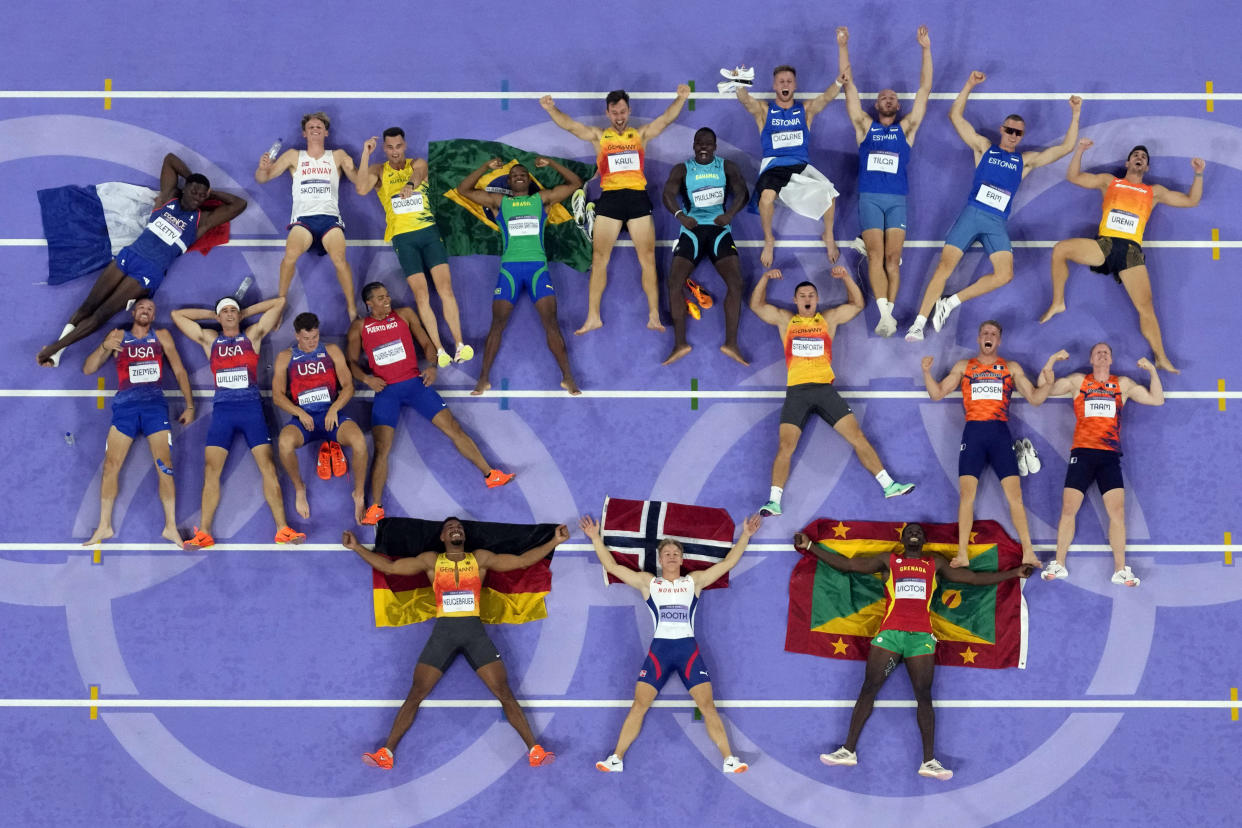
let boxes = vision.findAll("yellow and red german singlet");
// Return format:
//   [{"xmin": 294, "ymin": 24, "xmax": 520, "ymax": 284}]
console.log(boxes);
[
  {"xmin": 783, "ymin": 313, "xmax": 835, "ymax": 385},
  {"xmin": 1072, "ymin": 373, "xmax": 1123, "ymax": 452},
  {"xmin": 1096, "ymin": 178, "xmax": 1154, "ymax": 244},
  {"xmin": 597, "ymin": 127, "xmax": 646, "ymax": 191},
  {"xmin": 961, "ymin": 357, "xmax": 1014, "ymax": 422},
  {"xmin": 433, "ymin": 552, "xmax": 483, "ymax": 618},
  {"xmin": 878, "ymin": 553, "xmax": 937, "ymax": 634}
]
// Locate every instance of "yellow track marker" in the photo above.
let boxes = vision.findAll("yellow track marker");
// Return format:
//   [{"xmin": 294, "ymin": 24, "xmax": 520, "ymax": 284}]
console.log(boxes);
[
  {"xmin": 1212, "ymin": 228, "xmax": 1220, "ymax": 261},
  {"xmin": 1226, "ymin": 532, "xmax": 1234, "ymax": 566},
  {"xmin": 1231, "ymin": 687, "xmax": 1238, "ymax": 722},
  {"xmin": 89, "ymin": 685, "xmax": 99, "ymax": 720},
  {"xmin": 97, "ymin": 376, "xmax": 106, "ymax": 409},
  {"xmin": 92, "ymin": 547, "xmax": 102, "ymax": 565},
  {"xmin": 104, "ymin": 78, "xmax": 112, "ymax": 110},
  {"xmin": 1205, "ymin": 81, "xmax": 1214, "ymax": 113},
  {"xmin": 1219, "ymin": 379, "xmax": 1227, "ymax": 412}
]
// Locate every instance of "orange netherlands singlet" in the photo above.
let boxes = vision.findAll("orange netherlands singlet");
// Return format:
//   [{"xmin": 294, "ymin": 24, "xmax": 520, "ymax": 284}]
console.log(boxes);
[
  {"xmin": 432, "ymin": 552, "xmax": 483, "ymax": 618},
  {"xmin": 1072, "ymin": 374, "xmax": 1123, "ymax": 452},
  {"xmin": 597, "ymin": 127, "xmax": 646, "ymax": 191},
  {"xmin": 961, "ymin": 357, "xmax": 1014, "ymax": 422},
  {"xmin": 784, "ymin": 314, "xmax": 834, "ymax": 385},
  {"xmin": 1097, "ymin": 178, "xmax": 1154, "ymax": 244}
]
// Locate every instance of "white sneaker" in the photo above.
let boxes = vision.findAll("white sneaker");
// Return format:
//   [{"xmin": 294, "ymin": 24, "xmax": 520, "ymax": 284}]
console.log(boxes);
[
  {"xmin": 595, "ymin": 754, "xmax": 624, "ymax": 772},
  {"xmin": 720, "ymin": 65, "xmax": 755, "ymax": 82},
  {"xmin": 931, "ymin": 297, "xmax": 955, "ymax": 332},
  {"xmin": 904, "ymin": 324, "xmax": 925, "ymax": 343},
  {"xmin": 875, "ymin": 315, "xmax": 897, "ymax": 337},
  {"xmin": 571, "ymin": 188, "xmax": 586, "ymax": 225},
  {"xmin": 1021, "ymin": 438, "xmax": 1041, "ymax": 474},
  {"xmin": 848, "ymin": 236, "xmax": 869, "ymax": 256},
  {"xmin": 1042, "ymin": 560, "xmax": 1068, "ymax": 581},
  {"xmin": 1111, "ymin": 566, "xmax": 1140, "ymax": 587},
  {"xmin": 717, "ymin": 80, "xmax": 743, "ymax": 94},
  {"xmin": 722, "ymin": 755, "xmax": 749, "ymax": 773},
  {"xmin": 819, "ymin": 746, "xmax": 857, "ymax": 766},
  {"xmin": 918, "ymin": 758, "xmax": 954, "ymax": 780},
  {"xmin": 1014, "ymin": 440, "xmax": 1029, "ymax": 477}
]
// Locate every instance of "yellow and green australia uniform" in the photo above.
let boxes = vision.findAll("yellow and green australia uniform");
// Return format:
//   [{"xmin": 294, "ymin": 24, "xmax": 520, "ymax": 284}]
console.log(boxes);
[{"xmin": 378, "ymin": 159, "xmax": 449, "ymax": 276}]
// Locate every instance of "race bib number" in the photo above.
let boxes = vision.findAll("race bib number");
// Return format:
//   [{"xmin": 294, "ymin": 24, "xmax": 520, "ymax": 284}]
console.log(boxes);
[
  {"xmin": 975, "ymin": 183, "xmax": 1012, "ymax": 211},
  {"xmin": 506, "ymin": 216, "xmax": 540, "ymax": 236},
  {"xmin": 391, "ymin": 192, "xmax": 425, "ymax": 214},
  {"xmin": 214, "ymin": 367, "xmax": 250, "ymax": 389},
  {"xmin": 894, "ymin": 578, "xmax": 927, "ymax": 600},
  {"xmin": 691, "ymin": 186, "xmax": 725, "ymax": 208},
  {"xmin": 771, "ymin": 130, "xmax": 804, "ymax": 149},
  {"xmin": 297, "ymin": 386, "xmax": 331, "ymax": 406},
  {"xmin": 1105, "ymin": 209, "xmax": 1139, "ymax": 235},
  {"xmin": 607, "ymin": 151, "xmax": 640, "ymax": 173},
  {"xmin": 371, "ymin": 339, "xmax": 407, "ymax": 366},
  {"xmin": 867, "ymin": 151, "xmax": 899, "ymax": 173},
  {"xmin": 970, "ymin": 380, "xmax": 1004, "ymax": 401},
  {"xmin": 149, "ymin": 216, "xmax": 184, "ymax": 246},
  {"xmin": 441, "ymin": 590, "xmax": 476, "ymax": 614},
  {"xmin": 791, "ymin": 337, "xmax": 825, "ymax": 358},
  {"xmin": 658, "ymin": 604, "xmax": 690, "ymax": 624},
  {"xmin": 1085, "ymin": 398, "xmax": 1116, "ymax": 418},
  {"xmin": 127, "ymin": 361, "xmax": 160, "ymax": 384}
]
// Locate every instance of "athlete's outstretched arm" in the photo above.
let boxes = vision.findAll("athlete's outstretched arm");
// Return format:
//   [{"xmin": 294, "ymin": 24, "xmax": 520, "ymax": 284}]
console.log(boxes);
[
  {"xmin": 903, "ymin": 25, "xmax": 934, "ymax": 142},
  {"xmin": 354, "ymin": 137, "xmax": 381, "ymax": 195},
  {"xmin": 805, "ymin": 72, "xmax": 845, "ymax": 122},
  {"xmin": 949, "ymin": 72, "xmax": 991, "ymax": 154},
  {"xmin": 835, "ymin": 29, "xmax": 868, "ymax": 141},
  {"xmin": 939, "ymin": 557, "xmax": 1034, "ymax": 584},
  {"xmin": 639, "ymin": 85, "xmax": 692, "ymax": 142},
  {"xmin": 539, "ymin": 95, "xmax": 601, "ymax": 142},
  {"xmin": 335, "ymin": 148, "xmax": 364, "ymax": 187},
  {"xmin": 1154, "ymin": 158, "xmax": 1206, "ymax": 207},
  {"xmin": 254, "ymin": 148, "xmax": 298, "ymax": 184},
  {"xmin": 1121, "ymin": 358, "xmax": 1165, "ymax": 405},
  {"xmin": 479, "ymin": 525, "xmax": 571, "ymax": 573},
  {"xmin": 170, "ymin": 307, "xmax": 218, "ymax": 355},
  {"xmin": 1023, "ymin": 96, "xmax": 1082, "ymax": 174},
  {"xmin": 1010, "ymin": 361, "xmax": 1050, "ymax": 406},
  {"xmin": 157, "ymin": 329, "xmax": 196, "ymax": 424},
  {"xmin": 158, "ymin": 153, "xmax": 192, "ymax": 200},
  {"xmin": 456, "ymin": 159, "xmax": 505, "ymax": 210},
  {"xmin": 735, "ymin": 83, "xmax": 768, "ymax": 130},
  {"xmin": 1065, "ymin": 139, "xmax": 1112, "ymax": 190},
  {"xmin": 82, "ymin": 329, "xmax": 123, "ymax": 375},
  {"xmin": 823, "ymin": 265, "xmax": 864, "ymax": 330},
  {"xmin": 342, "ymin": 530, "xmax": 434, "ymax": 576},
  {"xmin": 345, "ymin": 319, "xmax": 385, "ymax": 393},
  {"xmin": 922, "ymin": 356, "xmax": 966, "ymax": 401},
  {"xmin": 196, "ymin": 190, "xmax": 247, "ymax": 236},
  {"xmin": 748, "ymin": 269, "xmax": 793, "ymax": 328},
  {"xmin": 242, "ymin": 297, "xmax": 287, "ymax": 349},
  {"xmin": 692, "ymin": 514, "xmax": 762, "ymax": 592},
  {"xmin": 662, "ymin": 163, "xmax": 695, "ymax": 229},
  {"xmin": 795, "ymin": 533, "xmax": 886, "ymax": 574},
  {"xmin": 536, "ymin": 157, "xmax": 583, "ymax": 204},
  {"xmin": 580, "ymin": 516, "xmax": 655, "ymax": 594}
]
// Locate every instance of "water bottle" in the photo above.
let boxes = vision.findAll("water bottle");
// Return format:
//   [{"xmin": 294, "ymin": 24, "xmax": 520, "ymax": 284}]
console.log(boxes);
[
  {"xmin": 64, "ymin": 431, "xmax": 75, "ymax": 446},
  {"xmin": 265, "ymin": 139, "xmax": 282, "ymax": 161},
  {"xmin": 233, "ymin": 275, "xmax": 254, "ymax": 303}
]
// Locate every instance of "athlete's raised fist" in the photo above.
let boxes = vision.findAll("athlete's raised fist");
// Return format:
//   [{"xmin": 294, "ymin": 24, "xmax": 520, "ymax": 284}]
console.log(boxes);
[
  {"xmin": 830, "ymin": 265, "xmax": 850, "ymax": 281},
  {"xmin": 675, "ymin": 84, "xmax": 691, "ymax": 100},
  {"xmin": 921, "ymin": 356, "xmax": 935, "ymax": 371},
  {"xmin": 1136, "ymin": 357, "xmax": 1156, "ymax": 372},
  {"xmin": 917, "ymin": 25, "xmax": 930, "ymax": 47},
  {"xmin": 1191, "ymin": 157, "xmax": 1206, "ymax": 174},
  {"xmin": 836, "ymin": 26, "xmax": 849, "ymax": 45},
  {"xmin": 539, "ymin": 95, "xmax": 556, "ymax": 111},
  {"xmin": 1077, "ymin": 138, "xmax": 1094, "ymax": 151},
  {"xmin": 967, "ymin": 71, "xmax": 986, "ymax": 86},
  {"xmin": 1069, "ymin": 95, "xmax": 1083, "ymax": 111},
  {"xmin": 362, "ymin": 136, "xmax": 378, "ymax": 154}
]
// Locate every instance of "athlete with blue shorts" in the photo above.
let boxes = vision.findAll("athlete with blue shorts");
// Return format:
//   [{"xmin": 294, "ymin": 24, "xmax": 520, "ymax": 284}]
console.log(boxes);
[
  {"xmin": 272, "ymin": 312, "xmax": 369, "ymax": 525},
  {"xmin": 581, "ymin": 512, "xmax": 762, "ymax": 775},
  {"xmin": 37, "ymin": 153, "xmax": 246, "ymax": 367},
  {"xmin": 905, "ymin": 73, "xmax": 1081, "ymax": 341},
  {"xmin": 347, "ymin": 283, "xmax": 515, "ymax": 526},
  {"xmin": 173, "ymin": 296, "xmax": 306, "ymax": 549},
  {"xmin": 836, "ymin": 25, "xmax": 933, "ymax": 337},
  {"xmin": 922, "ymin": 320, "xmax": 1058, "ymax": 568},
  {"xmin": 454, "ymin": 155, "xmax": 583, "ymax": 395},
  {"xmin": 81, "ymin": 298, "xmax": 195, "ymax": 547}
]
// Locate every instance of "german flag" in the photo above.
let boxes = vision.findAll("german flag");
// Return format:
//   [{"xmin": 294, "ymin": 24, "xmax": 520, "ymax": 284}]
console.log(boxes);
[
  {"xmin": 785, "ymin": 518, "xmax": 1027, "ymax": 669},
  {"xmin": 370, "ymin": 517, "xmax": 559, "ymax": 627}
]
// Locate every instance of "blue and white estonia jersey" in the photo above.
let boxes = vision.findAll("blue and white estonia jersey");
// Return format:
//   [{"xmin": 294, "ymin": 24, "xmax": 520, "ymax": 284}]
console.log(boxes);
[
  {"xmin": 128, "ymin": 198, "xmax": 200, "ymax": 269},
  {"xmin": 646, "ymin": 575, "xmax": 698, "ymax": 640},
  {"xmin": 760, "ymin": 103, "xmax": 810, "ymax": 168},
  {"xmin": 857, "ymin": 121, "xmax": 910, "ymax": 195},
  {"xmin": 967, "ymin": 144, "xmax": 1024, "ymax": 219}
]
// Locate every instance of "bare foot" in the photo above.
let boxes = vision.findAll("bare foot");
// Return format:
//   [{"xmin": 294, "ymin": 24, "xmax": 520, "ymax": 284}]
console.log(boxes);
[
  {"xmin": 1154, "ymin": 357, "xmax": 1180, "ymax": 374},
  {"xmin": 471, "ymin": 380, "xmax": 491, "ymax": 396},
  {"xmin": 82, "ymin": 526, "xmax": 114, "ymax": 546},
  {"xmin": 1038, "ymin": 303, "xmax": 1065, "ymax": 324},
  {"xmin": 575, "ymin": 315, "xmax": 603, "ymax": 335},
  {"xmin": 294, "ymin": 488, "xmax": 310, "ymax": 520},
  {"xmin": 561, "ymin": 378, "xmax": 582, "ymax": 396},
  {"xmin": 352, "ymin": 492, "xmax": 366, "ymax": 525},
  {"xmin": 161, "ymin": 526, "xmax": 183, "ymax": 547},
  {"xmin": 760, "ymin": 240, "xmax": 775, "ymax": 269},
  {"xmin": 662, "ymin": 344, "xmax": 693, "ymax": 366},
  {"xmin": 646, "ymin": 315, "xmax": 665, "ymax": 332},
  {"xmin": 720, "ymin": 344, "xmax": 749, "ymax": 366},
  {"xmin": 949, "ymin": 552, "xmax": 970, "ymax": 568}
]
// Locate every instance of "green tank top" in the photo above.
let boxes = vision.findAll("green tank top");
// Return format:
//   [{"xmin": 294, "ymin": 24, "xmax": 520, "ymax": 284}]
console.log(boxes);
[{"xmin": 499, "ymin": 194, "xmax": 546, "ymax": 264}]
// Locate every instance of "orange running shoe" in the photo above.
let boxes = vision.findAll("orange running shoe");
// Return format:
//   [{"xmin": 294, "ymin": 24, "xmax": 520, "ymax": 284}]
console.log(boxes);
[
  {"xmin": 329, "ymin": 441, "xmax": 347, "ymax": 477},
  {"xmin": 362, "ymin": 747, "xmax": 393, "ymax": 769},
  {"xmin": 528, "ymin": 744, "xmax": 556, "ymax": 766},
  {"xmin": 274, "ymin": 526, "xmax": 306, "ymax": 544},
  {"xmin": 361, "ymin": 504, "xmax": 385, "ymax": 525},
  {"xmin": 685, "ymin": 299, "xmax": 701, "ymax": 320},
  {"xmin": 316, "ymin": 442, "xmax": 332, "ymax": 480},
  {"xmin": 484, "ymin": 469, "xmax": 515, "ymax": 489},
  {"xmin": 686, "ymin": 277, "xmax": 713, "ymax": 309},
  {"xmin": 182, "ymin": 527, "xmax": 215, "ymax": 551}
]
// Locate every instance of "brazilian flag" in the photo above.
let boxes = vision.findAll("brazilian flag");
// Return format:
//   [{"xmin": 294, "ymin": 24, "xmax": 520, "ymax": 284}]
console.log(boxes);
[
  {"xmin": 785, "ymin": 518, "xmax": 1028, "ymax": 669},
  {"xmin": 427, "ymin": 139, "xmax": 597, "ymax": 272}
]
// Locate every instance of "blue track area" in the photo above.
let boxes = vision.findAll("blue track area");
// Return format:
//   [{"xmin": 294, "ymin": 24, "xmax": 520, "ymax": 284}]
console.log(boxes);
[{"xmin": 2, "ymin": 1, "xmax": 1240, "ymax": 825}]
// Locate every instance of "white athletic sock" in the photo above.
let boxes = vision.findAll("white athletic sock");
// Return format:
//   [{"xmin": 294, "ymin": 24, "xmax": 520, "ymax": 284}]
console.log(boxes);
[
  {"xmin": 875, "ymin": 470, "xmax": 894, "ymax": 489},
  {"xmin": 48, "ymin": 323, "xmax": 76, "ymax": 367},
  {"xmin": 945, "ymin": 294, "xmax": 962, "ymax": 311},
  {"xmin": 769, "ymin": 486, "xmax": 783, "ymax": 504},
  {"xmin": 911, "ymin": 314, "xmax": 927, "ymax": 330},
  {"xmin": 876, "ymin": 298, "xmax": 894, "ymax": 317}
]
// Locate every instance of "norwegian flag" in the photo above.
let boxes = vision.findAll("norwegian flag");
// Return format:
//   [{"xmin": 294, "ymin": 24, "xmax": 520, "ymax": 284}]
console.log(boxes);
[{"xmin": 600, "ymin": 497, "xmax": 736, "ymax": 590}]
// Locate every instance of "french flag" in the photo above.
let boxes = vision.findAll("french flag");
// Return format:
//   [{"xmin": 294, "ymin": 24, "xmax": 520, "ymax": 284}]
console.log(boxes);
[{"xmin": 600, "ymin": 497, "xmax": 736, "ymax": 590}]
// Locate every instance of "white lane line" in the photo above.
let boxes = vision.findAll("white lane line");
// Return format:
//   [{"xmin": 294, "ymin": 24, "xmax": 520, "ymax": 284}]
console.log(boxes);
[
  {"xmin": 0, "ymin": 389, "xmax": 1237, "ymax": 400},
  {"xmin": 12, "ymin": 698, "xmax": 1242, "ymax": 711},
  {"xmin": 3, "ymin": 239, "xmax": 1238, "ymax": 249},
  {"xmin": 0, "ymin": 543, "xmax": 1232, "ymax": 553}
]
